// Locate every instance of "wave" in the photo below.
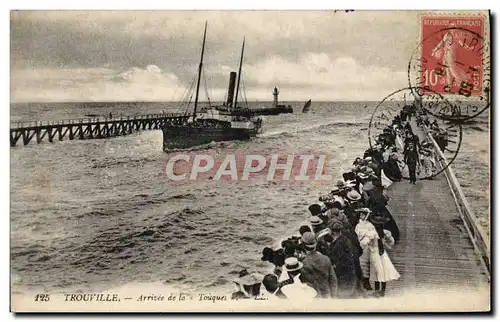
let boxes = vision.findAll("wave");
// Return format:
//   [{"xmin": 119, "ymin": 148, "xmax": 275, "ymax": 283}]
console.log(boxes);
[{"xmin": 259, "ymin": 120, "xmax": 365, "ymax": 138}]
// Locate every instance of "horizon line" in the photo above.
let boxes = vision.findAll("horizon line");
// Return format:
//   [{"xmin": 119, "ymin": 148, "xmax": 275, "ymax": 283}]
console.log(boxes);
[{"xmin": 10, "ymin": 100, "xmax": 383, "ymax": 104}]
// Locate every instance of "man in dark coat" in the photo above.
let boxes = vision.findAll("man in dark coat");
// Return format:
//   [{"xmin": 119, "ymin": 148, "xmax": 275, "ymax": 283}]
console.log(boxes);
[
  {"xmin": 300, "ymin": 232, "xmax": 338, "ymax": 298},
  {"xmin": 326, "ymin": 222, "xmax": 357, "ymax": 298},
  {"xmin": 404, "ymin": 142, "xmax": 419, "ymax": 184}
]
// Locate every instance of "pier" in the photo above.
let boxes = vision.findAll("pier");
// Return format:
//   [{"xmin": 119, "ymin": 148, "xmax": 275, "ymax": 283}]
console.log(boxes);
[
  {"xmin": 388, "ymin": 120, "xmax": 490, "ymax": 296},
  {"xmin": 10, "ymin": 113, "xmax": 190, "ymax": 147}
]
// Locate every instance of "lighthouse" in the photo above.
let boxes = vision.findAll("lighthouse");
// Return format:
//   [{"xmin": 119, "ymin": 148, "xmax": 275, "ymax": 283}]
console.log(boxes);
[{"xmin": 273, "ymin": 87, "xmax": 279, "ymax": 107}]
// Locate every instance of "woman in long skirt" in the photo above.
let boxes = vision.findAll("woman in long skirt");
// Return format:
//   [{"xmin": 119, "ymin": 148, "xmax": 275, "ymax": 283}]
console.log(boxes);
[
  {"xmin": 419, "ymin": 148, "xmax": 434, "ymax": 179},
  {"xmin": 362, "ymin": 215, "xmax": 400, "ymax": 297},
  {"xmin": 362, "ymin": 180, "xmax": 400, "ymax": 243}
]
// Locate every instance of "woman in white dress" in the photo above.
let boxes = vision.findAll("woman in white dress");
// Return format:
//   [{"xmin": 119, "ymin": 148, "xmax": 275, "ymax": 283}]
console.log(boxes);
[
  {"xmin": 354, "ymin": 208, "xmax": 375, "ymax": 291},
  {"xmin": 356, "ymin": 211, "xmax": 400, "ymax": 297},
  {"xmin": 419, "ymin": 148, "xmax": 434, "ymax": 178}
]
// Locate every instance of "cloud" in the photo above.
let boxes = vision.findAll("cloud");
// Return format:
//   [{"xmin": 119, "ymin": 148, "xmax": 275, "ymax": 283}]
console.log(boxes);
[
  {"xmin": 11, "ymin": 65, "xmax": 185, "ymax": 102},
  {"xmin": 11, "ymin": 54, "xmax": 407, "ymax": 102},
  {"xmin": 10, "ymin": 11, "xmax": 419, "ymax": 76},
  {"xmin": 211, "ymin": 53, "xmax": 407, "ymax": 101}
]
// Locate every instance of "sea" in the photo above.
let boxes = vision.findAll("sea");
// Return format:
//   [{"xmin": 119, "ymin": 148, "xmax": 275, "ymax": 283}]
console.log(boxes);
[{"xmin": 10, "ymin": 101, "xmax": 490, "ymax": 296}]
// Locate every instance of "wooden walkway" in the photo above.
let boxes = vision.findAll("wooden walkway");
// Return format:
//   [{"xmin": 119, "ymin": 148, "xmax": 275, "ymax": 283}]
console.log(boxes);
[
  {"xmin": 10, "ymin": 113, "xmax": 189, "ymax": 147},
  {"xmin": 385, "ymin": 122, "xmax": 489, "ymax": 296}
]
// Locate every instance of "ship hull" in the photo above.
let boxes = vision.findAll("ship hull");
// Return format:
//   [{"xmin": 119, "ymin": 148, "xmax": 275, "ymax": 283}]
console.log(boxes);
[{"xmin": 162, "ymin": 125, "xmax": 258, "ymax": 151}]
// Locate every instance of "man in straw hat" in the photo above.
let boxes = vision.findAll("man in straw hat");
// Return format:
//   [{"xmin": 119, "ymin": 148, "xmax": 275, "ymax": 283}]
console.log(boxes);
[
  {"xmin": 300, "ymin": 232, "xmax": 338, "ymax": 298},
  {"xmin": 279, "ymin": 257, "xmax": 317, "ymax": 300},
  {"xmin": 308, "ymin": 215, "xmax": 332, "ymax": 255}
]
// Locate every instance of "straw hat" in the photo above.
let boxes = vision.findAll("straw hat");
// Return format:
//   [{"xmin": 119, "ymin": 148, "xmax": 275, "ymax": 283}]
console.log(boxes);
[
  {"xmin": 283, "ymin": 257, "xmax": 303, "ymax": 272},
  {"xmin": 309, "ymin": 216, "xmax": 323, "ymax": 226},
  {"xmin": 346, "ymin": 190, "xmax": 362, "ymax": 201}
]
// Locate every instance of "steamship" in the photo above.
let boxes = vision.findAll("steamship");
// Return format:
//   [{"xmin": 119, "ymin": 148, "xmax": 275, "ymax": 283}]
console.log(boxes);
[{"xmin": 162, "ymin": 23, "xmax": 267, "ymax": 151}]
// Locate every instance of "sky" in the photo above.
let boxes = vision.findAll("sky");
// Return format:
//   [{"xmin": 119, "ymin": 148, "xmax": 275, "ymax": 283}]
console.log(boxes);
[{"xmin": 10, "ymin": 10, "xmax": 441, "ymax": 102}]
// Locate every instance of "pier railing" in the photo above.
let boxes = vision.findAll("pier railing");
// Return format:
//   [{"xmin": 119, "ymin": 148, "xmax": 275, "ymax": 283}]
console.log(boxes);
[
  {"xmin": 422, "ymin": 125, "xmax": 490, "ymax": 279},
  {"xmin": 10, "ymin": 113, "xmax": 186, "ymax": 129},
  {"xmin": 10, "ymin": 113, "xmax": 190, "ymax": 147}
]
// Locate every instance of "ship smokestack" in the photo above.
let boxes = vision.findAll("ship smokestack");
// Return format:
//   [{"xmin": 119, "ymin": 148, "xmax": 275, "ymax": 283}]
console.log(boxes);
[{"xmin": 226, "ymin": 72, "xmax": 237, "ymax": 108}]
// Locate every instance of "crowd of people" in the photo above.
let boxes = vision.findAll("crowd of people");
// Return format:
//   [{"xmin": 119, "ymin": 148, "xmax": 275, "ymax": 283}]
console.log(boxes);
[{"xmin": 230, "ymin": 106, "xmax": 447, "ymax": 301}]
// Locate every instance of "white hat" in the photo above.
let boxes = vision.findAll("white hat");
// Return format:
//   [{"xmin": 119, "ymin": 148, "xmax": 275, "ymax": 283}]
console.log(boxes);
[
  {"xmin": 283, "ymin": 257, "xmax": 303, "ymax": 272},
  {"xmin": 309, "ymin": 216, "xmax": 323, "ymax": 226},
  {"xmin": 347, "ymin": 190, "xmax": 362, "ymax": 201}
]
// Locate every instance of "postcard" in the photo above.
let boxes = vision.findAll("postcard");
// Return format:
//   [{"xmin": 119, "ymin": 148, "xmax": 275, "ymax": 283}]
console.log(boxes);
[{"xmin": 10, "ymin": 9, "xmax": 490, "ymax": 312}]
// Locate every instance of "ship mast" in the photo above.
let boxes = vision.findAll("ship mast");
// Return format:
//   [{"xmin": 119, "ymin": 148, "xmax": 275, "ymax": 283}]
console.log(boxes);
[
  {"xmin": 193, "ymin": 21, "xmax": 207, "ymax": 120},
  {"xmin": 233, "ymin": 37, "xmax": 245, "ymax": 110}
]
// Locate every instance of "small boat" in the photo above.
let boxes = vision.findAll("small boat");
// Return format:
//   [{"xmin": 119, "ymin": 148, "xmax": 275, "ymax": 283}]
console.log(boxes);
[{"xmin": 302, "ymin": 99, "xmax": 312, "ymax": 113}]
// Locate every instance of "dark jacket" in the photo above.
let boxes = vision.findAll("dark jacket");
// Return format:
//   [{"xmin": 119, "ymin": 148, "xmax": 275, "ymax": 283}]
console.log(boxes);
[
  {"xmin": 404, "ymin": 148, "xmax": 419, "ymax": 166},
  {"xmin": 365, "ymin": 186, "xmax": 389, "ymax": 213},
  {"xmin": 301, "ymin": 251, "xmax": 338, "ymax": 298},
  {"xmin": 342, "ymin": 171, "xmax": 357, "ymax": 182},
  {"xmin": 327, "ymin": 235, "xmax": 356, "ymax": 276},
  {"xmin": 327, "ymin": 234, "xmax": 357, "ymax": 297},
  {"xmin": 382, "ymin": 159, "xmax": 403, "ymax": 181}
]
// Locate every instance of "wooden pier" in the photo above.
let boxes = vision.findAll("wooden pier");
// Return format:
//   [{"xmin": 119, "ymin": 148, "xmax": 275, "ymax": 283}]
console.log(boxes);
[
  {"xmin": 10, "ymin": 113, "xmax": 190, "ymax": 147},
  {"xmin": 388, "ymin": 120, "xmax": 490, "ymax": 299}
]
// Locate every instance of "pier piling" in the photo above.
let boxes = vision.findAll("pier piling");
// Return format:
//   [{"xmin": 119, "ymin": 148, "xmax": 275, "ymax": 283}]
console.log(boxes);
[{"xmin": 10, "ymin": 113, "xmax": 189, "ymax": 147}]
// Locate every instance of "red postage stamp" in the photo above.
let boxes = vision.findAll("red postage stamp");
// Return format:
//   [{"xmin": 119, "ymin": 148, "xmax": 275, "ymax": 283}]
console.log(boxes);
[{"xmin": 421, "ymin": 16, "xmax": 485, "ymax": 97}]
